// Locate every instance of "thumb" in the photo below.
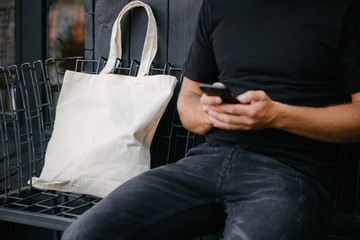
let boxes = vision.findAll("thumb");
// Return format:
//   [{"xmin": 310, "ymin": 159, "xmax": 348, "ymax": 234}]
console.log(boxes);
[
  {"xmin": 213, "ymin": 82, "xmax": 225, "ymax": 87},
  {"xmin": 238, "ymin": 90, "xmax": 267, "ymax": 104}
]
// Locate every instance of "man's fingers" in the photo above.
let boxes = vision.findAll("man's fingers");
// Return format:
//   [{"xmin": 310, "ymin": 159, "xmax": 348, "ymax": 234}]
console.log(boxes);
[
  {"xmin": 200, "ymin": 93, "xmax": 222, "ymax": 105},
  {"xmin": 208, "ymin": 110, "xmax": 252, "ymax": 130},
  {"xmin": 213, "ymin": 82, "xmax": 225, "ymax": 87},
  {"xmin": 238, "ymin": 90, "xmax": 267, "ymax": 104}
]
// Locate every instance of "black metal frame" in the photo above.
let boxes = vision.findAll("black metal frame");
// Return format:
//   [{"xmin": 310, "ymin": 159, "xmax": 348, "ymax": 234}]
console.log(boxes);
[{"xmin": 0, "ymin": 57, "xmax": 201, "ymax": 232}]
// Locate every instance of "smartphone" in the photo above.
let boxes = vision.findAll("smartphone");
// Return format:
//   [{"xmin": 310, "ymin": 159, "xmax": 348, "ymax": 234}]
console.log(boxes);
[{"xmin": 199, "ymin": 84, "xmax": 240, "ymax": 104}]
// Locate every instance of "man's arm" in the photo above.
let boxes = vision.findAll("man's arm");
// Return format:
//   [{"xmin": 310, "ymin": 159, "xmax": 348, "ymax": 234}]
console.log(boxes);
[
  {"xmin": 273, "ymin": 92, "xmax": 360, "ymax": 143},
  {"xmin": 179, "ymin": 77, "xmax": 360, "ymax": 143},
  {"xmin": 177, "ymin": 77, "xmax": 214, "ymax": 135},
  {"xmin": 206, "ymin": 89, "xmax": 360, "ymax": 143}
]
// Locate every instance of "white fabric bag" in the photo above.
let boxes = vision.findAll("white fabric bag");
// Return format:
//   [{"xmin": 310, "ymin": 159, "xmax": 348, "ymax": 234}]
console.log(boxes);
[{"xmin": 31, "ymin": 1, "xmax": 177, "ymax": 198}]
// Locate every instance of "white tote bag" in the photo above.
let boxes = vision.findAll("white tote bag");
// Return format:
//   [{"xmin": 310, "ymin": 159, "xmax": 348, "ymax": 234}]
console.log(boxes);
[{"xmin": 31, "ymin": 1, "xmax": 177, "ymax": 198}]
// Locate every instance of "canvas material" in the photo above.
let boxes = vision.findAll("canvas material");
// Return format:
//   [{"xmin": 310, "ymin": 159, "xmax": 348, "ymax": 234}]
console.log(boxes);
[
  {"xmin": 102, "ymin": 0, "xmax": 157, "ymax": 77},
  {"xmin": 30, "ymin": 1, "xmax": 177, "ymax": 198}
]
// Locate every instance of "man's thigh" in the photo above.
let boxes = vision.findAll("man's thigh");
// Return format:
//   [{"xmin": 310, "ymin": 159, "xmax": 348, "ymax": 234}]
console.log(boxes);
[{"xmin": 221, "ymin": 149, "xmax": 328, "ymax": 240}]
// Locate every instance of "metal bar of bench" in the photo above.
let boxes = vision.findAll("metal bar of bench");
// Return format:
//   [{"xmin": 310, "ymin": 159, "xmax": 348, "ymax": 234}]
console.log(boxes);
[{"xmin": 0, "ymin": 207, "xmax": 74, "ymax": 231}]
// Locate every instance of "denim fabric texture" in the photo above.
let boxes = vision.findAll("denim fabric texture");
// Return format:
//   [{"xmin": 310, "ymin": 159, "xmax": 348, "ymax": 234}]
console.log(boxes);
[{"xmin": 62, "ymin": 142, "xmax": 328, "ymax": 240}]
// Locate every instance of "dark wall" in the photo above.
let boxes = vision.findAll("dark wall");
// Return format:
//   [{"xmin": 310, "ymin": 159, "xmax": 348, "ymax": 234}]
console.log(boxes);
[
  {"xmin": 15, "ymin": 0, "xmax": 46, "ymax": 66},
  {"xmin": 84, "ymin": 0, "xmax": 203, "ymax": 69}
]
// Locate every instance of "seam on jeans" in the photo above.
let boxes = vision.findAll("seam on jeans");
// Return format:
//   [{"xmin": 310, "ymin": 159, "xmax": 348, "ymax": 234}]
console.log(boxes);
[
  {"xmin": 215, "ymin": 147, "xmax": 237, "ymax": 198},
  {"xmin": 125, "ymin": 199, "xmax": 219, "ymax": 240}
]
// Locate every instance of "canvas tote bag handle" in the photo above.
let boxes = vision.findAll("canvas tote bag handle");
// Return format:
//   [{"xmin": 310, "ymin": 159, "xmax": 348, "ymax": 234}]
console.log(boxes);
[{"xmin": 100, "ymin": 1, "xmax": 157, "ymax": 77}]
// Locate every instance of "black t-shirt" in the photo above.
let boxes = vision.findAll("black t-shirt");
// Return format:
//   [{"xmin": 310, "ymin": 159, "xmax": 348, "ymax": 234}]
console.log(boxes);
[{"xmin": 183, "ymin": 0, "xmax": 360, "ymax": 189}]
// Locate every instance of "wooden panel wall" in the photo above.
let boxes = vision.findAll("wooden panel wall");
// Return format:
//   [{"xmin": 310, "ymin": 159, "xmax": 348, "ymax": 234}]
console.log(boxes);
[{"xmin": 84, "ymin": 0, "xmax": 203, "ymax": 69}]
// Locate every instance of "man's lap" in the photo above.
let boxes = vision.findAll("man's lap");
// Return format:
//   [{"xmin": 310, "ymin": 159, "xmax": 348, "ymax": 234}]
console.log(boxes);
[{"xmin": 62, "ymin": 143, "xmax": 328, "ymax": 240}]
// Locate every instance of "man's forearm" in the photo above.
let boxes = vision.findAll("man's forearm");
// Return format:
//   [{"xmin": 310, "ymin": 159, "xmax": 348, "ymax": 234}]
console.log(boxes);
[
  {"xmin": 177, "ymin": 78, "xmax": 213, "ymax": 135},
  {"xmin": 274, "ymin": 101, "xmax": 360, "ymax": 143},
  {"xmin": 177, "ymin": 90, "xmax": 213, "ymax": 135}
]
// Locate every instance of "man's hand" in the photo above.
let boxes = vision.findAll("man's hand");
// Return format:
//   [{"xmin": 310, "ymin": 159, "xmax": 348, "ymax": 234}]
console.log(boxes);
[{"xmin": 201, "ymin": 87, "xmax": 280, "ymax": 131}]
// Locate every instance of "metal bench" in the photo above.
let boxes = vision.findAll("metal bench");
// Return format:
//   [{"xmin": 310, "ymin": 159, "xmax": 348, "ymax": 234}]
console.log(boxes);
[
  {"xmin": 0, "ymin": 57, "xmax": 359, "ymax": 239},
  {"xmin": 0, "ymin": 57, "xmax": 205, "ymax": 237}
]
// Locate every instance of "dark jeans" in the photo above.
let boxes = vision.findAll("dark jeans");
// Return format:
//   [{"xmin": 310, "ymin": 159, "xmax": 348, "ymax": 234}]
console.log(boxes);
[{"xmin": 62, "ymin": 142, "xmax": 328, "ymax": 240}]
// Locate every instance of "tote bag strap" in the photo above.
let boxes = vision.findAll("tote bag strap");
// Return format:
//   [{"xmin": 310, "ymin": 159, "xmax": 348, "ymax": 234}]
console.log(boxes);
[{"xmin": 100, "ymin": 1, "xmax": 157, "ymax": 77}]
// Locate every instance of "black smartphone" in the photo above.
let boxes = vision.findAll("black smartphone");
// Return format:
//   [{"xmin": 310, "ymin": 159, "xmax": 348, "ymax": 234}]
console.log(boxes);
[{"xmin": 199, "ymin": 84, "xmax": 240, "ymax": 104}]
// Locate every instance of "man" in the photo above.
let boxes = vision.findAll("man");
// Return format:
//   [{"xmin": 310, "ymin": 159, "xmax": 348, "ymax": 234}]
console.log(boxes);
[{"xmin": 62, "ymin": 0, "xmax": 360, "ymax": 239}]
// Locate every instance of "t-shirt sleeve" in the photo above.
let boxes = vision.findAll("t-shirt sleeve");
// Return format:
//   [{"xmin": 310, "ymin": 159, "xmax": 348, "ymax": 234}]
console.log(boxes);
[
  {"xmin": 182, "ymin": 0, "xmax": 219, "ymax": 84},
  {"xmin": 340, "ymin": 0, "xmax": 360, "ymax": 95}
]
